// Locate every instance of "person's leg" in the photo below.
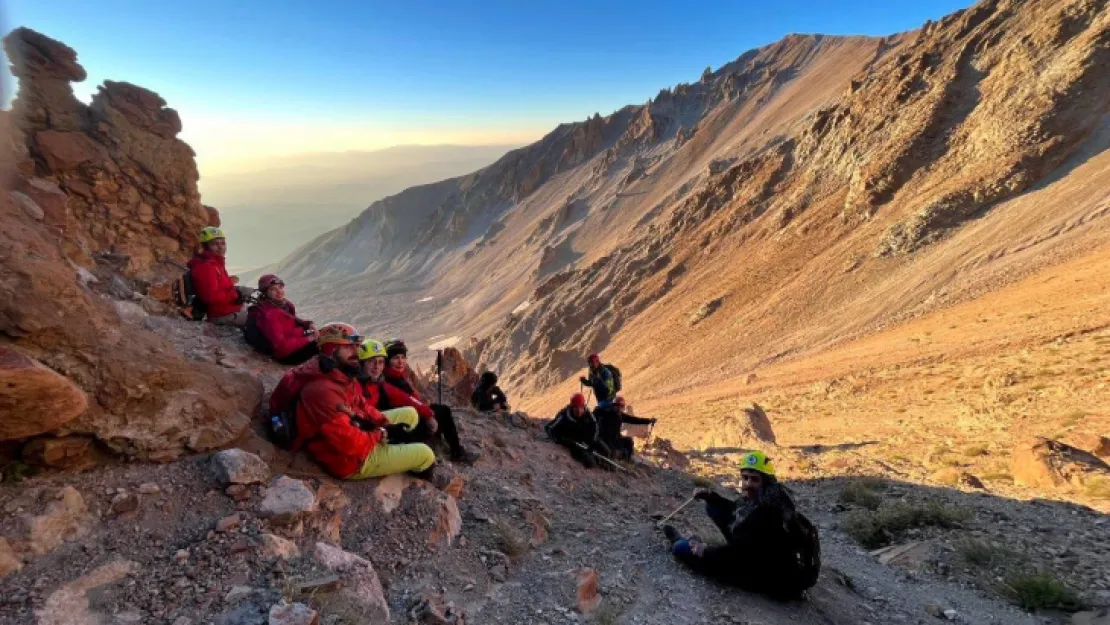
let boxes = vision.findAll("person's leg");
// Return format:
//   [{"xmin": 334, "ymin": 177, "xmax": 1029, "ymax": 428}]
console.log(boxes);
[
  {"xmin": 561, "ymin": 440, "xmax": 596, "ymax": 468},
  {"xmin": 379, "ymin": 407, "xmax": 429, "ymax": 444},
  {"xmin": 277, "ymin": 342, "xmax": 319, "ymax": 365},
  {"xmin": 347, "ymin": 441, "xmax": 435, "ymax": 479},
  {"xmin": 705, "ymin": 501, "xmax": 734, "ymax": 539},
  {"xmin": 208, "ymin": 308, "xmax": 249, "ymax": 327},
  {"xmin": 430, "ymin": 404, "xmax": 479, "ymax": 463}
]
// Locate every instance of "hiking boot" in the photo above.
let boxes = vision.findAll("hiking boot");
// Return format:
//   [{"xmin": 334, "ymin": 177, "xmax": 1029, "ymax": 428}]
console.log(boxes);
[
  {"xmin": 410, "ymin": 465, "xmax": 436, "ymax": 483},
  {"xmin": 662, "ymin": 525, "xmax": 679, "ymax": 543},
  {"xmin": 450, "ymin": 447, "xmax": 481, "ymax": 465}
]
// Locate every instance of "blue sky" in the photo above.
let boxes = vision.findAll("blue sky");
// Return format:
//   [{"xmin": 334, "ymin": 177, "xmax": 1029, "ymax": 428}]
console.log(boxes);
[{"xmin": 3, "ymin": 0, "xmax": 972, "ymax": 174}]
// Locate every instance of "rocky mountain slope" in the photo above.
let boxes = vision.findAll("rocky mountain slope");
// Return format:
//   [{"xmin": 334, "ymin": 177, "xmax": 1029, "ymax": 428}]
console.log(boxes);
[{"xmin": 273, "ymin": 0, "xmax": 1109, "ymax": 406}]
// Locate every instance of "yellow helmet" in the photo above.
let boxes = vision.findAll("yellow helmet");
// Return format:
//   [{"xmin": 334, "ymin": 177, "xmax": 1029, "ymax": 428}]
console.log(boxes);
[
  {"xmin": 740, "ymin": 451, "xmax": 775, "ymax": 477},
  {"xmin": 316, "ymin": 322, "xmax": 362, "ymax": 348},
  {"xmin": 358, "ymin": 338, "xmax": 387, "ymax": 361},
  {"xmin": 198, "ymin": 226, "xmax": 226, "ymax": 243}
]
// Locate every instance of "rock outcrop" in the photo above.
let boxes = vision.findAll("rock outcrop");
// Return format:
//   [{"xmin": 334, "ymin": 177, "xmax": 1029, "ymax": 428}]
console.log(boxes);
[
  {"xmin": 4, "ymin": 27, "xmax": 216, "ymax": 282},
  {"xmin": 0, "ymin": 28, "xmax": 261, "ymax": 464}
]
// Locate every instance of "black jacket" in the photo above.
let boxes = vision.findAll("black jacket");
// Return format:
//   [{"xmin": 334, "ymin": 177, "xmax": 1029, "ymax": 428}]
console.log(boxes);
[
  {"xmin": 544, "ymin": 406, "xmax": 599, "ymax": 445},
  {"xmin": 471, "ymin": 373, "xmax": 509, "ymax": 411}
]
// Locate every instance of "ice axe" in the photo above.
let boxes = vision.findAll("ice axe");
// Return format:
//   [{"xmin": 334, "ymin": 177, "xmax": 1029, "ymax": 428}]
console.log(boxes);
[{"xmin": 654, "ymin": 496, "xmax": 697, "ymax": 528}]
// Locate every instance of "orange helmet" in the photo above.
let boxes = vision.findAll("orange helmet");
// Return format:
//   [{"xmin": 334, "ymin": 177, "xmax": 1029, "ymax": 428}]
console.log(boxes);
[{"xmin": 316, "ymin": 322, "xmax": 362, "ymax": 348}]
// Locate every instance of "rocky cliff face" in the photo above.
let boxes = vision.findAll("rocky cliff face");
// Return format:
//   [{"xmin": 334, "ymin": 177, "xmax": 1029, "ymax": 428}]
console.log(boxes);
[
  {"xmin": 5, "ymin": 27, "xmax": 218, "ymax": 283},
  {"xmin": 1, "ymin": 29, "xmax": 260, "ymax": 467}
]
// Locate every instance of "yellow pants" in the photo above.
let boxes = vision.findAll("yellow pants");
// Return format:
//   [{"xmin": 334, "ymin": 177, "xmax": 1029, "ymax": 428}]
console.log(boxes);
[{"xmin": 348, "ymin": 407, "xmax": 435, "ymax": 479}]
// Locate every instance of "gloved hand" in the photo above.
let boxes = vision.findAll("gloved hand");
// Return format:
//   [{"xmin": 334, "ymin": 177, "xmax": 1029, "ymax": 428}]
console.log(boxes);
[
  {"xmin": 649, "ymin": 418, "xmax": 658, "ymax": 425},
  {"xmin": 579, "ymin": 377, "xmax": 590, "ymax": 386},
  {"xmin": 693, "ymin": 488, "xmax": 713, "ymax": 501},
  {"xmin": 384, "ymin": 424, "xmax": 409, "ymax": 440}
]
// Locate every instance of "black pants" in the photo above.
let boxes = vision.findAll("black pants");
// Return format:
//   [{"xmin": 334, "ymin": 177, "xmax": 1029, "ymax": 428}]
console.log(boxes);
[
  {"xmin": 594, "ymin": 407, "xmax": 638, "ymax": 458},
  {"xmin": 277, "ymin": 342, "xmax": 319, "ymax": 365},
  {"xmin": 555, "ymin": 438, "xmax": 612, "ymax": 469},
  {"xmin": 388, "ymin": 404, "xmax": 464, "ymax": 455}
]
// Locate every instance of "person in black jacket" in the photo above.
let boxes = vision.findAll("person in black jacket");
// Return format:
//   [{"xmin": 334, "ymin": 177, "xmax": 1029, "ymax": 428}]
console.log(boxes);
[
  {"xmin": 544, "ymin": 393, "xmax": 612, "ymax": 469},
  {"xmin": 471, "ymin": 371, "xmax": 510, "ymax": 412},
  {"xmin": 662, "ymin": 451, "xmax": 820, "ymax": 599},
  {"xmin": 594, "ymin": 395, "xmax": 655, "ymax": 460}
]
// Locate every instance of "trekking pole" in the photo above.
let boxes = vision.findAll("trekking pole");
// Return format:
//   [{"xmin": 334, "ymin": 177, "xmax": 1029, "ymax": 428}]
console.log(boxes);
[
  {"xmin": 575, "ymin": 442, "xmax": 631, "ymax": 474},
  {"xmin": 655, "ymin": 496, "xmax": 696, "ymax": 528},
  {"xmin": 436, "ymin": 349, "xmax": 444, "ymax": 406}
]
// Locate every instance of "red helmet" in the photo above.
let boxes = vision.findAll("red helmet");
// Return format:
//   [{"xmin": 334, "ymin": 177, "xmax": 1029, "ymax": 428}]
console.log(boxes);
[
  {"xmin": 258, "ymin": 274, "xmax": 283, "ymax": 291},
  {"xmin": 570, "ymin": 393, "xmax": 587, "ymax": 408},
  {"xmin": 587, "ymin": 353, "xmax": 601, "ymax": 365}
]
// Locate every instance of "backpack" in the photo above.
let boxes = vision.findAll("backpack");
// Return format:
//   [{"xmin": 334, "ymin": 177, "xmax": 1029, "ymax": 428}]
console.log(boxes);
[
  {"xmin": 786, "ymin": 512, "xmax": 821, "ymax": 591},
  {"xmin": 243, "ymin": 307, "xmax": 273, "ymax": 355},
  {"xmin": 267, "ymin": 366, "xmax": 315, "ymax": 450},
  {"xmin": 171, "ymin": 271, "xmax": 206, "ymax": 320},
  {"xmin": 604, "ymin": 364, "xmax": 623, "ymax": 393}
]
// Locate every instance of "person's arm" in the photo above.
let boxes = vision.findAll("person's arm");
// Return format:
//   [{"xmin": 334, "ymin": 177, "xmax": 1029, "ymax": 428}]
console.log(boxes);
[
  {"xmin": 259, "ymin": 308, "xmax": 299, "ymax": 358},
  {"xmin": 386, "ymin": 383, "xmax": 435, "ymax": 420},
  {"xmin": 621, "ymin": 414, "xmax": 654, "ymax": 425},
  {"xmin": 299, "ymin": 383, "xmax": 381, "ymax": 450},
  {"xmin": 190, "ymin": 262, "xmax": 238, "ymax": 307}
]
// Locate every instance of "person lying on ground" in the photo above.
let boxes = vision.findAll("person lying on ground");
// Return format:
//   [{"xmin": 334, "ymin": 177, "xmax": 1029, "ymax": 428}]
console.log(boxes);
[
  {"xmin": 288, "ymin": 323, "xmax": 436, "ymax": 481},
  {"xmin": 244, "ymin": 274, "xmax": 318, "ymax": 364},
  {"xmin": 471, "ymin": 371, "xmax": 510, "ymax": 412},
  {"xmin": 594, "ymin": 395, "xmax": 656, "ymax": 460},
  {"xmin": 358, "ymin": 339, "xmax": 480, "ymax": 464},
  {"xmin": 544, "ymin": 393, "xmax": 614, "ymax": 469},
  {"xmin": 661, "ymin": 451, "xmax": 821, "ymax": 599},
  {"xmin": 579, "ymin": 353, "xmax": 618, "ymax": 408},
  {"xmin": 187, "ymin": 226, "xmax": 254, "ymax": 326}
]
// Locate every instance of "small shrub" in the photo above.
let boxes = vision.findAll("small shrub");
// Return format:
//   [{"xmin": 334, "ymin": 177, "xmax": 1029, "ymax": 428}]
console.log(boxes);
[
  {"xmin": 593, "ymin": 604, "xmax": 622, "ymax": 625},
  {"xmin": 1002, "ymin": 573, "xmax": 1084, "ymax": 612},
  {"xmin": 840, "ymin": 481, "xmax": 883, "ymax": 510},
  {"xmin": 493, "ymin": 521, "xmax": 529, "ymax": 559},
  {"xmin": 843, "ymin": 502, "xmax": 968, "ymax": 549},
  {"xmin": 956, "ymin": 539, "xmax": 1014, "ymax": 568},
  {"xmin": 962, "ymin": 445, "xmax": 989, "ymax": 457},
  {"xmin": 2, "ymin": 461, "xmax": 31, "ymax": 484},
  {"xmin": 1084, "ymin": 477, "xmax": 1110, "ymax": 500}
]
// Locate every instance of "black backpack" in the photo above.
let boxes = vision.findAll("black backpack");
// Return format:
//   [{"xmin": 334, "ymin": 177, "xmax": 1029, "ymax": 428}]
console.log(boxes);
[
  {"xmin": 243, "ymin": 307, "xmax": 273, "ymax": 355},
  {"xmin": 171, "ymin": 271, "xmax": 206, "ymax": 320},
  {"xmin": 787, "ymin": 512, "xmax": 821, "ymax": 591},
  {"xmin": 604, "ymin": 364, "xmax": 623, "ymax": 393}
]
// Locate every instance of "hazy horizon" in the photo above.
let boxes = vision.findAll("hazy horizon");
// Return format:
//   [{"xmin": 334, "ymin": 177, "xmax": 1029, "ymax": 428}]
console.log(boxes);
[{"xmin": 209, "ymin": 143, "xmax": 516, "ymax": 273}]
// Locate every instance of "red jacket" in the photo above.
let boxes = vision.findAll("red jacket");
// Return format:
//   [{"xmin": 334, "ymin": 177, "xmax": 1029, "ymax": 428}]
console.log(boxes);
[
  {"xmin": 292, "ymin": 358, "xmax": 389, "ymax": 479},
  {"xmin": 187, "ymin": 251, "xmax": 242, "ymax": 319},
  {"xmin": 384, "ymin": 366, "xmax": 422, "ymax": 400},
  {"xmin": 250, "ymin": 299, "xmax": 312, "ymax": 359},
  {"xmin": 361, "ymin": 377, "xmax": 435, "ymax": 421}
]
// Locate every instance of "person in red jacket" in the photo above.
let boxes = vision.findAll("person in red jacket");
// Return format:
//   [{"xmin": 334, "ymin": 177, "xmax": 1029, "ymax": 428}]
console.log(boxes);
[
  {"xmin": 246, "ymin": 274, "xmax": 318, "ymax": 364},
  {"xmin": 187, "ymin": 227, "xmax": 254, "ymax": 326},
  {"xmin": 361, "ymin": 339, "xmax": 479, "ymax": 464},
  {"xmin": 292, "ymin": 323, "xmax": 435, "ymax": 480}
]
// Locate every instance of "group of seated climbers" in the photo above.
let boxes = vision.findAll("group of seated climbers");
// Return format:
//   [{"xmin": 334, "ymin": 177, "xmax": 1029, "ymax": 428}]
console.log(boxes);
[
  {"xmin": 268, "ymin": 323, "xmax": 481, "ymax": 483},
  {"xmin": 185, "ymin": 227, "xmax": 818, "ymax": 598}
]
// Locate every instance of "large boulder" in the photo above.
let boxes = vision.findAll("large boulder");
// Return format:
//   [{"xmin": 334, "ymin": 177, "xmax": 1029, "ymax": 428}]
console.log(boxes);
[
  {"xmin": 1011, "ymin": 437, "xmax": 1110, "ymax": 489},
  {"xmin": 211, "ymin": 449, "xmax": 271, "ymax": 485},
  {"xmin": 0, "ymin": 347, "xmax": 88, "ymax": 440},
  {"xmin": 312, "ymin": 543, "xmax": 390, "ymax": 623}
]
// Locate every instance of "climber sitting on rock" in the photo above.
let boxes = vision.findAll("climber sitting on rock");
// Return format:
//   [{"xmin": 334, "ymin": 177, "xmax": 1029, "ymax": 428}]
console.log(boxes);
[
  {"xmin": 544, "ymin": 392, "xmax": 613, "ymax": 469},
  {"xmin": 661, "ymin": 451, "xmax": 821, "ymax": 599},
  {"xmin": 244, "ymin": 274, "xmax": 318, "ymax": 364},
  {"xmin": 594, "ymin": 395, "xmax": 656, "ymax": 460},
  {"xmin": 471, "ymin": 371, "xmax": 510, "ymax": 412},
  {"xmin": 580, "ymin": 353, "xmax": 620, "ymax": 409},
  {"xmin": 358, "ymin": 339, "xmax": 480, "ymax": 465},
  {"xmin": 289, "ymin": 323, "xmax": 436, "ymax": 481},
  {"xmin": 187, "ymin": 226, "xmax": 254, "ymax": 326}
]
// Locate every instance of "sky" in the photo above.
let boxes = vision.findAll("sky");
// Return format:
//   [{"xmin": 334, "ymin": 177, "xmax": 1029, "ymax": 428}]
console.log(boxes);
[{"xmin": 2, "ymin": 0, "xmax": 973, "ymax": 176}]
